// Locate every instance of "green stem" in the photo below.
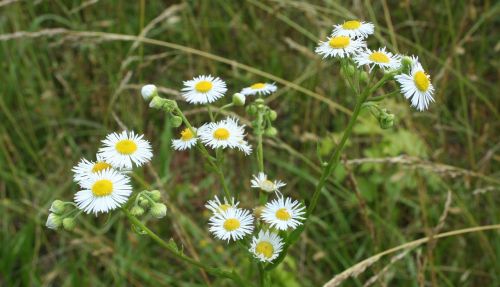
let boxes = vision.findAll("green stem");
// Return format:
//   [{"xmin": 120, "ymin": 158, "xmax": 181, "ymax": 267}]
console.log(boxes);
[{"xmin": 123, "ymin": 209, "xmax": 245, "ymax": 284}]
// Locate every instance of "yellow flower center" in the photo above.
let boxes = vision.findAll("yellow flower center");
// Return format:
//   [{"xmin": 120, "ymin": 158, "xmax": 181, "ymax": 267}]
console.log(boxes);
[
  {"xmin": 115, "ymin": 139, "xmax": 137, "ymax": 155},
  {"xmin": 413, "ymin": 71, "xmax": 430, "ymax": 92},
  {"xmin": 342, "ymin": 20, "xmax": 361, "ymax": 30},
  {"xmin": 91, "ymin": 179, "xmax": 113, "ymax": 197},
  {"xmin": 328, "ymin": 36, "xmax": 350, "ymax": 49},
  {"xmin": 91, "ymin": 161, "xmax": 112, "ymax": 173},
  {"xmin": 195, "ymin": 81, "xmax": 213, "ymax": 93},
  {"xmin": 369, "ymin": 52, "xmax": 390, "ymax": 63},
  {"xmin": 213, "ymin": 128, "xmax": 230, "ymax": 140},
  {"xmin": 275, "ymin": 208, "xmax": 291, "ymax": 221},
  {"xmin": 251, "ymin": 83, "xmax": 266, "ymax": 90},
  {"xmin": 223, "ymin": 218, "xmax": 240, "ymax": 231},
  {"xmin": 255, "ymin": 241, "xmax": 274, "ymax": 259},
  {"xmin": 180, "ymin": 128, "xmax": 194, "ymax": 141}
]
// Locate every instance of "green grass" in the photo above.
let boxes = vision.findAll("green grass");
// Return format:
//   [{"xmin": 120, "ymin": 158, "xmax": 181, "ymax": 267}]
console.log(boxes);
[{"xmin": 1, "ymin": 1, "xmax": 499, "ymax": 286}]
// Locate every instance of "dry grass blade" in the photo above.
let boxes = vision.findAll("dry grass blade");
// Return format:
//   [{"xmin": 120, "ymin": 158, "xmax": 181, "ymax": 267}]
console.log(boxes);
[{"xmin": 323, "ymin": 224, "xmax": 500, "ymax": 287}]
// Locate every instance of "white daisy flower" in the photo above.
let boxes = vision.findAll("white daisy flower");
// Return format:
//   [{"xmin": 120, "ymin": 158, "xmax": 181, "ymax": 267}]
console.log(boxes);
[
  {"xmin": 240, "ymin": 82, "xmax": 277, "ymax": 96},
  {"xmin": 354, "ymin": 47, "xmax": 401, "ymax": 72},
  {"xmin": 205, "ymin": 196, "xmax": 239, "ymax": 214},
  {"xmin": 249, "ymin": 230, "xmax": 284, "ymax": 263},
  {"xmin": 181, "ymin": 75, "xmax": 227, "ymax": 104},
  {"xmin": 315, "ymin": 35, "xmax": 365, "ymax": 59},
  {"xmin": 261, "ymin": 197, "xmax": 306, "ymax": 231},
  {"xmin": 72, "ymin": 155, "xmax": 114, "ymax": 184},
  {"xmin": 98, "ymin": 131, "xmax": 153, "ymax": 169},
  {"xmin": 74, "ymin": 169, "xmax": 132, "ymax": 215},
  {"xmin": 198, "ymin": 117, "xmax": 252, "ymax": 155},
  {"xmin": 395, "ymin": 58, "xmax": 435, "ymax": 111},
  {"xmin": 172, "ymin": 127, "xmax": 198, "ymax": 151},
  {"xmin": 208, "ymin": 208, "xmax": 254, "ymax": 242},
  {"xmin": 251, "ymin": 172, "xmax": 286, "ymax": 193},
  {"xmin": 332, "ymin": 20, "xmax": 375, "ymax": 39}
]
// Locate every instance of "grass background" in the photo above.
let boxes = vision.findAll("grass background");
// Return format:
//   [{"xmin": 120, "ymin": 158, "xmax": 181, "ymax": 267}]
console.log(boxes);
[{"xmin": 1, "ymin": 0, "xmax": 499, "ymax": 286}]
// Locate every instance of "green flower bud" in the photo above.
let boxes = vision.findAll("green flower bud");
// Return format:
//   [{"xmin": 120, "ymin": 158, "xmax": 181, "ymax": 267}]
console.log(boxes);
[
  {"xmin": 130, "ymin": 205, "xmax": 145, "ymax": 216},
  {"xmin": 246, "ymin": 105, "xmax": 257, "ymax": 115},
  {"xmin": 232, "ymin": 93, "xmax": 246, "ymax": 106},
  {"xmin": 343, "ymin": 64, "xmax": 356, "ymax": 77},
  {"xmin": 359, "ymin": 71, "xmax": 369, "ymax": 83},
  {"xmin": 255, "ymin": 98, "xmax": 265, "ymax": 105},
  {"xmin": 401, "ymin": 56, "xmax": 413, "ymax": 74},
  {"xmin": 150, "ymin": 203, "xmax": 167, "ymax": 219},
  {"xmin": 62, "ymin": 217, "xmax": 76, "ymax": 231},
  {"xmin": 141, "ymin": 84, "xmax": 158, "ymax": 102},
  {"xmin": 378, "ymin": 109, "xmax": 395, "ymax": 129},
  {"xmin": 268, "ymin": 110, "xmax": 277, "ymax": 121},
  {"xmin": 148, "ymin": 190, "xmax": 161, "ymax": 202},
  {"xmin": 46, "ymin": 213, "xmax": 62, "ymax": 230},
  {"xmin": 149, "ymin": 97, "xmax": 178, "ymax": 113},
  {"xmin": 49, "ymin": 200, "xmax": 66, "ymax": 215},
  {"xmin": 171, "ymin": 115, "xmax": 183, "ymax": 128},
  {"xmin": 264, "ymin": 127, "xmax": 278, "ymax": 137},
  {"xmin": 139, "ymin": 198, "xmax": 150, "ymax": 208}
]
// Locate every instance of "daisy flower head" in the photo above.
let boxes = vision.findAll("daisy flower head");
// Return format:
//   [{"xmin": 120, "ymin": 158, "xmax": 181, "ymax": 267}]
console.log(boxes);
[
  {"xmin": 198, "ymin": 117, "xmax": 252, "ymax": 155},
  {"xmin": 72, "ymin": 154, "xmax": 114, "ymax": 184},
  {"xmin": 251, "ymin": 172, "xmax": 286, "ymax": 194},
  {"xmin": 74, "ymin": 169, "xmax": 132, "ymax": 215},
  {"xmin": 181, "ymin": 75, "xmax": 227, "ymax": 104},
  {"xmin": 172, "ymin": 127, "xmax": 198, "ymax": 151},
  {"xmin": 208, "ymin": 208, "xmax": 254, "ymax": 242},
  {"xmin": 395, "ymin": 59, "xmax": 435, "ymax": 111},
  {"xmin": 332, "ymin": 20, "xmax": 375, "ymax": 39},
  {"xmin": 261, "ymin": 197, "xmax": 306, "ymax": 231},
  {"xmin": 205, "ymin": 196, "xmax": 239, "ymax": 214},
  {"xmin": 240, "ymin": 82, "xmax": 277, "ymax": 96},
  {"xmin": 354, "ymin": 47, "xmax": 401, "ymax": 72},
  {"xmin": 98, "ymin": 131, "xmax": 153, "ymax": 169},
  {"xmin": 315, "ymin": 35, "xmax": 366, "ymax": 59},
  {"xmin": 249, "ymin": 230, "xmax": 284, "ymax": 263}
]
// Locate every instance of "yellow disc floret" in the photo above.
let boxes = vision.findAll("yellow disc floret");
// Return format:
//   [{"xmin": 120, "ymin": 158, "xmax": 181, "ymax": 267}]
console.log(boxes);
[
  {"xmin": 369, "ymin": 52, "xmax": 390, "ymax": 63},
  {"xmin": 275, "ymin": 208, "xmax": 291, "ymax": 221},
  {"xmin": 251, "ymin": 83, "xmax": 266, "ymax": 90},
  {"xmin": 92, "ymin": 179, "xmax": 113, "ymax": 197},
  {"xmin": 213, "ymin": 128, "xmax": 230, "ymax": 140},
  {"xmin": 342, "ymin": 20, "xmax": 361, "ymax": 30},
  {"xmin": 223, "ymin": 218, "xmax": 240, "ymax": 231},
  {"xmin": 180, "ymin": 128, "xmax": 194, "ymax": 141},
  {"xmin": 115, "ymin": 139, "xmax": 137, "ymax": 155},
  {"xmin": 413, "ymin": 71, "xmax": 430, "ymax": 91},
  {"xmin": 92, "ymin": 162, "xmax": 112, "ymax": 173},
  {"xmin": 195, "ymin": 81, "xmax": 213, "ymax": 93},
  {"xmin": 329, "ymin": 36, "xmax": 350, "ymax": 49},
  {"xmin": 255, "ymin": 241, "xmax": 274, "ymax": 259}
]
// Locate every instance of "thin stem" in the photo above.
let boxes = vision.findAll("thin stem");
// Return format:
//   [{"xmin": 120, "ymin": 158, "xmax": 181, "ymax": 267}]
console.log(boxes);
[{"xmin": 123, "ymin": 209, "xmax": 245, "ymax": 284}]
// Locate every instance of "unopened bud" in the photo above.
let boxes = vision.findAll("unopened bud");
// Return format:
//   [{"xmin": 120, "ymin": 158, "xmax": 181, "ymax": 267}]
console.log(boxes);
[
  {"xmin": 232, "ymin": 93, "xmax": 246, "ymax": 106},
  {"xmin": 148, "ymin": 190, "xmax": 161, "ymax": 202},
  {"xmin": 401, "ymin": 56, "xmax": 413, "ymax": 74},
  {"xmin": 46, "ymin": 213, "xmax": 62, "ymax": 230},
  {"xmin": 139, "ymin": 198, "xmax": 150, "ymax": 208},
  {"xmin": 268, "ymin": 110, "xmax": 277, "ymax": 121},
  {"xmin": 150, "ymin": 203, "xmax": 167, "ymax": 219},
  {"xmin": 130, "ymin": 206, "xmax": 145, "ymax": 216},
  {"xmin": 49, "ymin": 200, "xmax": 66, "ymax": 214},
  {"xmin": 171, "ymin": 116, "xmax": 183, "ymax": 128},
  {"xmin": 253, "ymin": 206, "xmax": 265, "ymax": 218},
  {"xmin": 149, "ymin": 97, "xmax": 178, "ymax": 113},
  {"xmin": 378, "ymin": 109, "xmax": 395, "ymax": 129},
  {"xmin": 264, "ymin": 127, "xmax": 278, "ymax": 137},
  {"xmin": 62, "ymin": 217, "xmax": 76, "ymax": 231},
  {"xmin": 360, "ymin": 71, "xmax": 369, "ymax": 83},
  {"xmin": 246, "ymin": 105, "xmax": 257, "ymax": 115},
  {"xmin": 141, "ymin": 84, "xmax": 158, "ymax": 102}
]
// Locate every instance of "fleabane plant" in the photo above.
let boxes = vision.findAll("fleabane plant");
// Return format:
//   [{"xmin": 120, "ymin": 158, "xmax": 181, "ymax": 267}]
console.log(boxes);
[{"xmin": 46, "ymin": 18, "xmax": 435, "ymax": 286}]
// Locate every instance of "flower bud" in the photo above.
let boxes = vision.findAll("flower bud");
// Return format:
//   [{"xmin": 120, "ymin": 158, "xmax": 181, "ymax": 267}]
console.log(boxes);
[
  {"xmin": 253, "ymin": 206, "xmax": 264, "ymax": 218},
  {"xmin": 378, "ymin": 109, "xmax": 395, "ymax": 129},
  {"xmin": 359, "ymin": 71, "xmax": 369, "ymax": 83},
  {"xmin": 255, "ymin": 98, "xmax": 265, "ymax": 105},
  {"xmin": 171, "ymin": 116, "xmax": 183, "ymax": 128},
  {"xmin": 401, "ymin": 56, "xmax": 413, "ymax": 74},
  {"xmin": 246, "ymin": 105, "xmax": 257, "ymax": 115},
  {"xmin": 139, "ymin": 198, "xmax": 150, "ymax": 208},
  {"xmin": 141, "ymin": 84, "xmax": 158, "ymax": 102},
  {"xmin": 268, "ymin": 110, "xmax": 277, "ymax": 121},
  {"xmin": 46, "ymin": 213, "xmax": 62, "ymax": 230},
  {"xmin": 232, "ymin": 93, "xmax": 246, "ymax": 106},
  {"xmin": 130, "ymin": 205, "xmax": 145, "ymax": 216},
  {"xmin": 49, "ymin": 200, "xmax": 66, "ymax": 214},
  {"xmin": 148, "ymin": 190, "xmax": 161, "ymax": 202},
  {"xmin": 343, "ymin": 64, "xmax": 356, "ymax": 77},
  {"xmin": 149, "ymin": 97, "xmax": 178, "ymax": 113},
  {"xmin": 150, "ymin": 203, "xmax": 167, "ymax": 219},
  {"xmin": 62, "ymin": 217, "xmax": 76, "ymax": 231},
  {"xmin": 264, "ymin": 127, "xmax": 278, "ymax": 137}
]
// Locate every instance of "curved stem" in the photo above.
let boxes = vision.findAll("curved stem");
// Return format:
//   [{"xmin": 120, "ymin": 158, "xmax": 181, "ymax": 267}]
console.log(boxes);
[{"xmin": 123, "ymin": 209, "xmax": 245, "ymax": 284}]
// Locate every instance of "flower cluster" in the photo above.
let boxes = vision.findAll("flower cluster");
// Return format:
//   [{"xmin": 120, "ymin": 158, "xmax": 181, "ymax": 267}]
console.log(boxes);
[{"xmin": 315, "ymin": 20, "xmax": 435, "ymax": 111}]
